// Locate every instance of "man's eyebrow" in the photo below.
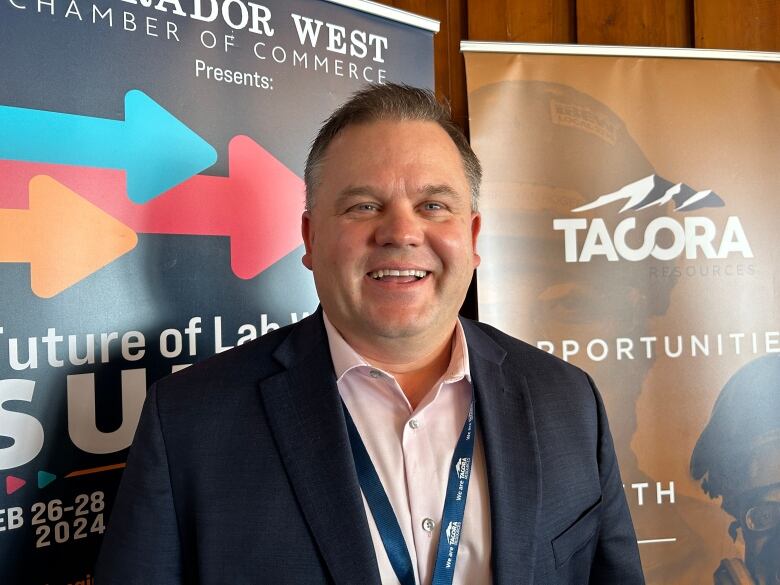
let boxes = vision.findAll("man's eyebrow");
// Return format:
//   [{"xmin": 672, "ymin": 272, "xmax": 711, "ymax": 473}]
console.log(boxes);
[
  {"xmin": 332, "ymin": 184, "xmax": 461, "ymax": 207},
  {"xmin": 333, "ymin": 186, "xmax": 377, "ymax": 207},
  {"xmin": 420, "ymin": 184, "xmax": 459, "ymax": 198}
]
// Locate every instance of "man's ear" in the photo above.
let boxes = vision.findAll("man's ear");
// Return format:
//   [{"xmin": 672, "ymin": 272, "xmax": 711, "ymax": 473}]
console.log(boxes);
[
  {"xmin": 301, "ymin": 212, "xmax": 313, "ymax": 270},
  {"xmin": 471, "ymin": 211, "xmax": 482, "ymax": 269}
]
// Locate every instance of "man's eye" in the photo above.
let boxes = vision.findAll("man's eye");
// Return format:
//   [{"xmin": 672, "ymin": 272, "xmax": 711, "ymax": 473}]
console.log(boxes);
[
  {"xmin": 350, "ymin": 202, "xmax": 379, "ymax": 212},
  {"xmin": 422, "ymin": 202, "xmax": 445, "ymax": 211}
]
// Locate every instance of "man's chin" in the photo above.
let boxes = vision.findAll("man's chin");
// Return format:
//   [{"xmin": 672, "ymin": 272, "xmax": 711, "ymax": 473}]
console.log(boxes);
[
  {"xmin": 367, "ymin": 319, "xmax": 429, "ymax": 341},
  {"xmin": 358, "ymin": 310, "xmax": 443, "ymax": 342}
]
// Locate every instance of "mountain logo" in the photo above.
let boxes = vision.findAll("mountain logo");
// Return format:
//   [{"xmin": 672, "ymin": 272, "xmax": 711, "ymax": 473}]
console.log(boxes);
[
  {"xmin": 553, "ymin": 174, "xmax": 753, "ymax": 263},
  {"xmin": 455, "ymin": 457, "xmax": 471, "ymax": 480},
  {"xmin": 571, "ymin": 174, "xmax": 725, "ymax": 213},
  {"xmin": 446, "ymin": 521, "xmax": 461, "ymax": 546}
]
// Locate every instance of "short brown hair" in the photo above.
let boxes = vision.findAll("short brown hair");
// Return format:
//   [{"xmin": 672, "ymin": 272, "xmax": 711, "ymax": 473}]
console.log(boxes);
[{"xmin": 304, "ymin": 83, "xmax": 482, "ymax": 212}]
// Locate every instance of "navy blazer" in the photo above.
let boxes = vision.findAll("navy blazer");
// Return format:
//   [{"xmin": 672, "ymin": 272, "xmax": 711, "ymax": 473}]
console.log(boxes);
[{"xmin": 96, "ymin": 311, "xmax": 644, "ymax": 584}]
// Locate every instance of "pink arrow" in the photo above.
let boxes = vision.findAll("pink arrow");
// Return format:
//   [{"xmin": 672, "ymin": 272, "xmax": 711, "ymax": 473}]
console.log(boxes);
[
  {"xmin": 5, "ymin": 475, "xmax": 26, "ymax": 495},
  {"xmin": 0, "ymin": 136, "xmax": 305, "ymax": 279}
]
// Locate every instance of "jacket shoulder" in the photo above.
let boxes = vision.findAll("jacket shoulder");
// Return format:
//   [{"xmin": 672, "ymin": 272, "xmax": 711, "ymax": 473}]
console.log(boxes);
[
  {"xmin": 152, "ymin": 313, "xmax": 324, "ymax": 404},
  {"xmin": 463, "ymin": 318, "xmax": 588, "ymax": 380},
  {"xmin": 463, "ymin": 317, "xmax": 601, "ymax": 422}
]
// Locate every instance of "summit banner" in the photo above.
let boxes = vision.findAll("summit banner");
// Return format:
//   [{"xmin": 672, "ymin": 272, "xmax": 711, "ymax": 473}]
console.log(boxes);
[
  {"xmin": 463, "ymin": 44, "xmax": 779, "ymax": 584},
  {"xmin": 0, "ymin": 1, "xmax": 436, "ymax": 582}
]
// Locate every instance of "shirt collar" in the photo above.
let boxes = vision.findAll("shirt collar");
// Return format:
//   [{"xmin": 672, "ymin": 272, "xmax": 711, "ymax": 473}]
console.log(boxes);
[{"xmin": 322, "ymin": 311, "xmax": 471, "ymax": 384}]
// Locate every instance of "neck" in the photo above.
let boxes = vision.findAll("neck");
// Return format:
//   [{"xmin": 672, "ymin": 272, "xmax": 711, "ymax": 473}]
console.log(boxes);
[
  {"xmin": 346, "ymin": 328, "xmax": 456, "ymax": 410},
  {"xmin": 369, "ymin": 340, "xmax": 453, "ymax": 409}
]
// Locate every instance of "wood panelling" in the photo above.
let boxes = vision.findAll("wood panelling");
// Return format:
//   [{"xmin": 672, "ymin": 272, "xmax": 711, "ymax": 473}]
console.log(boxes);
[
  {"xmin": 576, "ymin": 0, "xmax": 693, "ymax": 46},
  {"xmin": 380, "ymin": 0, "xmax": 469, "ymax": 129},
  {"xmin": 695, "ymin": 0, "xmax": 779, "ymax": 50},
  {"xmin": 468, "ymin": 0, "xmax": 576, "ymax": 43},
  {"xmin": 373, "ymin": 0, "xmax": 777, "ymax": 129}
]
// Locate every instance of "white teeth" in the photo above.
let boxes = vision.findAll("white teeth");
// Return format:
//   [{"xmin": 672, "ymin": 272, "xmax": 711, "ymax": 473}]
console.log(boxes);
[{"xmin": 369, "ymin": 269, "xmax": 428, "ymax": 280}]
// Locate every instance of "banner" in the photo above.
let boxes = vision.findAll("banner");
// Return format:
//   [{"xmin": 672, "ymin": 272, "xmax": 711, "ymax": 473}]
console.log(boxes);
[
  {"xmin": 464, "ymin": 44, "xmax": 779, "ymax": 584},
  {"xmin": 0, "ymin": 1, "xmax": 437, "ymax": 582}
]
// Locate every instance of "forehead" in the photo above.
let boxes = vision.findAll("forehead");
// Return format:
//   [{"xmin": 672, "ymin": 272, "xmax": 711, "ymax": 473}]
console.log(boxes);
[{"xmin": 317, "ymin": 119, "xmax": 467, "ymax": 190}]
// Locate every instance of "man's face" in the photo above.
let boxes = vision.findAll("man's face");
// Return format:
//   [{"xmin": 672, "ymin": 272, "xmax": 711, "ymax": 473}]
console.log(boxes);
[{"xmin": 302, "ymin": 119, "xmax": 481, "ymax": 351}]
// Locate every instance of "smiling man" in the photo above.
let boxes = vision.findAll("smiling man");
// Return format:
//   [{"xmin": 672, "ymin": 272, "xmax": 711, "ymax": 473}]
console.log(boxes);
[
  {"xmin": 301, "ymin": 113, "xmax": 481, "ymax": 411},
  {"xmin": 96, "ymin": 84, "xmax": 644, "ymax": 585}
]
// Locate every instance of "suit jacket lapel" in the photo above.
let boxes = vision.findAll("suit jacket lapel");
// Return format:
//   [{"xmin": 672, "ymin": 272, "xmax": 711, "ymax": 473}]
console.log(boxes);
[
  {"xmin": 463, "ymin": 320, "xmax": 542, "ymax": 585},
  {"xmin": 257, "ymin": 312, "xmax": 380, "ymax": 585}
]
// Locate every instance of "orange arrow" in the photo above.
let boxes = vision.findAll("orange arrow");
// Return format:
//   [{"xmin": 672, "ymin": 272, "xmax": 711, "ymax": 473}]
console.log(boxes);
[{"xmin": 0, "ymin": 175, "xmax": 138, "ymax": 297}]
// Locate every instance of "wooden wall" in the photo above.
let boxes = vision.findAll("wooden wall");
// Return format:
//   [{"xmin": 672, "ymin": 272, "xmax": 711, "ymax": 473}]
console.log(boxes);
[{"xmin": 378, "ymin": 0, "xmax": 778, "ymax": 132}]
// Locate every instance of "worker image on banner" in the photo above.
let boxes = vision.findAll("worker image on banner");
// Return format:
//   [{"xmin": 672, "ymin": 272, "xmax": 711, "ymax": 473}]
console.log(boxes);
[{"xmin": 692, "ymin": 355, "xmax": 780, "ymax": 585}]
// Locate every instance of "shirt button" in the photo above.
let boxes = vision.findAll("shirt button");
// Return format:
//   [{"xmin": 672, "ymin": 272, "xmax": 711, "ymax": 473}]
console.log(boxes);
[
  {"xmin": 422, "ymin": 518, "xmax": 436, "ymax": 533},
  {"xmin": 408, "ymin": 419, "xmax": 420, "ymax": 429},
  {"xmin": 369, "ymin": 369, "xmax": 382, "ymax": 378}
]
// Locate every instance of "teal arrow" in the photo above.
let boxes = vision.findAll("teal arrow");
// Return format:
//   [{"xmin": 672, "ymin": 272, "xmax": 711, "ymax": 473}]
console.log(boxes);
[
  {"xmin": 37, "ymin": 470, "xmax": 57, "ymax": 488},
  {"xmin": 0, "ymin": 90, "xmax": 217, "ymax": 203}
]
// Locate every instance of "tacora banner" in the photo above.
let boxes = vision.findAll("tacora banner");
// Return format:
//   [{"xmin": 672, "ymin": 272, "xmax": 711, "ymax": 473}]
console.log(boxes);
[{"xmin": 463, "ymin": 43, "xmax": 780, "ymax": 585}]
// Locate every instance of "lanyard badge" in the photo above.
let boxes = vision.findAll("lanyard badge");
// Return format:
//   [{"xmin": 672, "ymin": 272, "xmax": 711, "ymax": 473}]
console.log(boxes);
[{"xmin": 342, "ymin": 397, "xmax": 476, "ymax": 585}]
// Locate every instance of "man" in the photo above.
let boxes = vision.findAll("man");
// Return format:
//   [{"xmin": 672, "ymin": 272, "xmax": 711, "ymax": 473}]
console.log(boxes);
[
  {"xmin": 691, "ymin": 354, "xmax": 780, "ymax": 585},
  {"xmin": 96, "ymin": 84, "xmax": 644, "ymax": 584}
]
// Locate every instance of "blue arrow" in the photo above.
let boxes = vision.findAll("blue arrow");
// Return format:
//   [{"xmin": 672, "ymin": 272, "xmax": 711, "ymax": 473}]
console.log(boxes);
[{"xmin": 0, "ymin": 90, "xmax": 217, "ymax": 203}]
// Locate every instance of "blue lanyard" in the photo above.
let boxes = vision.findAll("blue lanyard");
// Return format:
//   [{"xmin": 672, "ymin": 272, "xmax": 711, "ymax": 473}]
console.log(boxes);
[{"xmin": 341, "ymin": 397, "xmax": 476, "ymax": 585}]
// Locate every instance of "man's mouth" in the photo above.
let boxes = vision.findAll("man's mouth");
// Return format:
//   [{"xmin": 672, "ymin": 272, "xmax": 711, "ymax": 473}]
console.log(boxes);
[{"xmin": 368, "ymin": 269, "xmax": 429, "ymax": 281}]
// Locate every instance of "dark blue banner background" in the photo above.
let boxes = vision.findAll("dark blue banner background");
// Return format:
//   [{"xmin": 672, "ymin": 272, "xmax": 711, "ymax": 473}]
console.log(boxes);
[{"xmin": 0, "ymin": 1, "xmax": 433, "ymax": 582}]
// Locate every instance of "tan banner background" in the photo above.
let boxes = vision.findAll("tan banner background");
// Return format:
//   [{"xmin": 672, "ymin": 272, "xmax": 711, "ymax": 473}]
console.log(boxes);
[{"xmin": 465, "ymin": 49, "xmax": 779, "ymax": 584}]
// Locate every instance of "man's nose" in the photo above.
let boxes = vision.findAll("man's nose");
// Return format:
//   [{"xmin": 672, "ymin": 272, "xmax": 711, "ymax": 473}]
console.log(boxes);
[{"xmin": 375, "ymin": 206, "xmax": 424, "ymax": 247}]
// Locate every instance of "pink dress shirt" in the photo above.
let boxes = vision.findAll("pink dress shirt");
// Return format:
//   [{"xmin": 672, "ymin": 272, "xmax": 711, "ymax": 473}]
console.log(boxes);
[{"xmin": 323, "ymin": 313, "xmax": 492, "ymax": 585}]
